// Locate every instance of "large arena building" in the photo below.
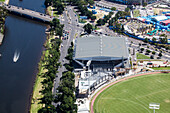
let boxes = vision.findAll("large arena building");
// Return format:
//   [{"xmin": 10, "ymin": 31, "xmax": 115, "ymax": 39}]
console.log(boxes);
[{"xmin": 73, "ymin": 35, "xmax": 130, "ymax": 71}]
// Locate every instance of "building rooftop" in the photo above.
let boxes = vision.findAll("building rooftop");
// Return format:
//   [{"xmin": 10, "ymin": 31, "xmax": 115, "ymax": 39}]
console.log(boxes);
[
  {"xmin": 151, "ymin": 16, "xmax": 168, "ymax": 22},
  {"xmin": 74, "ymin": 35, "xmax": 129, "ymax": 61}
]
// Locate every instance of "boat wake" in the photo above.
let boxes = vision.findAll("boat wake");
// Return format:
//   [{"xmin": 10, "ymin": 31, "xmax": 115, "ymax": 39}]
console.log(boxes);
[{"xmin": 13, "ymin": 50, "xmax": 20, "ymax": 62}]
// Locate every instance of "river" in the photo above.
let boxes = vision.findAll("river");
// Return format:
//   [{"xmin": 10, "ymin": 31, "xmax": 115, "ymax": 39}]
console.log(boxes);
[{"xmin": 0, "ymin": 0, "xmax": 47, "ymax": 112}]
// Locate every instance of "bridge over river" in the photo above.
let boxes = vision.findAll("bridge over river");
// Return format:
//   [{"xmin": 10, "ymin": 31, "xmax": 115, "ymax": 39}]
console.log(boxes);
[{"xmin": 0, "ymin": 2, "xmax": 54, "ymax": 23}]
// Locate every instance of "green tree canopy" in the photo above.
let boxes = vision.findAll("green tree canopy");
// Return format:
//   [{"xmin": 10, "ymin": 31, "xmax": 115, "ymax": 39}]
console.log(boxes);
[{"xmin": 83, "ymin": 23, "xmax": 93, "ymax": 34}]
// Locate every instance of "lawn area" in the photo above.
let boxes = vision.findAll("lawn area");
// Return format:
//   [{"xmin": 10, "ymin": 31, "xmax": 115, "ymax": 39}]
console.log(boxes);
[
  {"xmin": 133, "ymin": 10, "xmax": 140, "ymax": 17},
  {"xmin": 30, "ymin": 51, "xmax": 48, "ymax": 113},
  {"xmin": 47, "ymin": 6, "xmax": 59, "ymax": 17},
  {"xmin": 136, "ymin": 53, "xmax": 150, "ymax": 59},
  {"xmin": 93, "ymin": 73, "xmax": 170, "ymax": 113},
  {"xmin": 152, "ymin": 67, "xmax": 170, "ymax": 70},
  {"xmin": 0, "ymin": 0, "xmax": 5, "ymax": 2}
]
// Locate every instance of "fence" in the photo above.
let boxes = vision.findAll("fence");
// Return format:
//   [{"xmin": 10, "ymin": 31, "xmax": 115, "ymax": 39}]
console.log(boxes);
[{"xmin": 89, "ymin": 70, "xmax": 170, "ymax": 102}]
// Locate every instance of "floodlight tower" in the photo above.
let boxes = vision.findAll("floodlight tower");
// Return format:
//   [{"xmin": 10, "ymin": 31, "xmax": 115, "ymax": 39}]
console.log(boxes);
[{"xmin": 149, "ymin": 103, "xmax": 160, "ymax": 113}]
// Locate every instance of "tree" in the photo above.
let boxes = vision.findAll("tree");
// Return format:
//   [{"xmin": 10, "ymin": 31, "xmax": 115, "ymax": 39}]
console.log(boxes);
[
  {"xmin": 83, "ymin": 23, "xmax": 93, "ymax": 34},
  {"xmin": 165, "ymin": 46, "xmax": 170, "ymax": 50},
  {"xmin": 140, "ymin": 48, "xmax": 144, "ymax": 52},
  {"xmin": 44, "ymin": 0, "xmax": 52, "ymax": 7},
  {"xmin": 97, "ymin": 19, "xmax": 104, "ymax": 26},
  {"xmin": 158, "ymin": 52, "xmax": 162, "ymax": 57},
  {"xmin": 88, "ymin": 0, "xmax": 94, "ymax": 5},
  {"xmin": 152, "ymin": 37, "xmax": 156, "ymax": 42},
  {"xmin": 111, "ymin": 7, "xmax": 116, "ymax": 11},
  {"xmin": 109, "ymin": 12, "xmax": 114, "ymax": 17},
  {"xmin": 146, "ymin": 49, "xmax": 151, "ymax": 53},
  {"xmin": 56, "ymin": 71, "xmax": 77, "ymax": 113},
  {"xmin": 125, "ymin": 8, "xmax": 130, "ymax": 13},
  {"xmin": 53, "ymin": 1, "xmax": 64, "ymax": 14},
  {"xmin": 91, "ymin": 16, "xmax": 96, "ymax": 21},
  {"xmin": 160, "ymin": 38, "xmax": 168, "ymax": 44},
  {"xmin": 144, "ymin": 38, "xmax": 149, "ymax": 43},
  {"xmin": 143, "ymin": 2, "xmax": 147, "ymax": 7},
  {"xmin": 152, "ymin": 51, "xmax": 156, "ymax": 55},
  {"xmin": 127, "ymin": 5, "xmax": 133, "ymax": 10},
  {"xmin": 150, "ymin": 55, "xmax": 154, "ymax": 59}
]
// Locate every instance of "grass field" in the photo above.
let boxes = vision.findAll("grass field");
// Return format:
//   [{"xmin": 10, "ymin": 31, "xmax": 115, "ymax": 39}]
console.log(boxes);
[
  {"xmin": 93, "ymin": 73, "xmax": 170, "ymax": 113},
  {"xmin": 0, "ymin": 0, "xmax": 5, "ymax": 2},
  {"xmin": 30, "ymin": 36, "xmax": 53, "ymax": 112},
  {"xmin": 137, "ymin": 53, "xmax": 150, "ymax": 59}
]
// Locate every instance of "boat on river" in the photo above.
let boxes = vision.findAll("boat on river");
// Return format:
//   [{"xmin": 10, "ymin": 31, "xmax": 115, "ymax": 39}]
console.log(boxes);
[{"xmin": 13, "ymin": 51, "xmax": 20, "ymax": 62}]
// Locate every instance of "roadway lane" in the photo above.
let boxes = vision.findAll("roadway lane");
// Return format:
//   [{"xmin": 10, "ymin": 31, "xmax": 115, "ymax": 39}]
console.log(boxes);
[{"xmin": 53, "ymin": 5, "xmax": 80, "ymax": 97}]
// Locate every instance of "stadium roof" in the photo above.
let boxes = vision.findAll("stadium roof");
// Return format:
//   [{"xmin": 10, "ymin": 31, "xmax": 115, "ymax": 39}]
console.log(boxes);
[{"xmin": 74, "ymin": 35, "xmax": 129, "ymax": 61}]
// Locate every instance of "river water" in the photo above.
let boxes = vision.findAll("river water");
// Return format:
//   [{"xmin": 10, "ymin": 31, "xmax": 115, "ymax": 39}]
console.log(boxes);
[{"xmin": 0, "ymin": 0, "xmax": 47, "ymax": 113}]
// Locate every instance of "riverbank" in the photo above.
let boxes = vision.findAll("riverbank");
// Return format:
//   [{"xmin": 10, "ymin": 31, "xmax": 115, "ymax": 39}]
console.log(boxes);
[
  {"xmin": 0, "ymin": 33, "xmax": 3, "ymax": 45},
  {"xmin": 30, "ymin": 34, "xmax": 56, "ymax": 112},
  {"xmin": 0, "ymin": 0, "xmax": 9, "ymax": 45},
  {"xmin": 30, "ymin": 6, "xmax": 52, "ymax": 112}
]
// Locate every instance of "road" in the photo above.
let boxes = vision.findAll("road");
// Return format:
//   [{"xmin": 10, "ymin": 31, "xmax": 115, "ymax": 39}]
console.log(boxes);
[
  {"xmin": 95, "ymin": 0, "xmax": 127, "ymax": 11},
  {"xmin": 52, "ymin": 6, "xmax": 82, "ymax": 98}
]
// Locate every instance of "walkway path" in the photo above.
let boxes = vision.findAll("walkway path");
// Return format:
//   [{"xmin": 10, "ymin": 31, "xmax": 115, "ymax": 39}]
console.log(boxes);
[{"xmin": 90, "ymin": 71, "xmax": 163, "ymax": 113}]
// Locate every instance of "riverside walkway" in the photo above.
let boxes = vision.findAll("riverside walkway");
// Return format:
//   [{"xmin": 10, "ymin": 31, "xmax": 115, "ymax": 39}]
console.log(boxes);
[{"xmin": 0, "ymin": 3, "xmax": 53, "ymax": 23}]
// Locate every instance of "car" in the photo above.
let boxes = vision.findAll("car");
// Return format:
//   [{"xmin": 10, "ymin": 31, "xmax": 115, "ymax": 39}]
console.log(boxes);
[{"xmin": 62, "ymin": 59, "xmax": 65, "ymax": 62}]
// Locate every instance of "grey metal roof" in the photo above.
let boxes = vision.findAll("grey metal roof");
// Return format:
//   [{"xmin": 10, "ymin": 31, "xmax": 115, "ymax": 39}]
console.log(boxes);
[{"xmin": 74, "ymin": 35, "xmax": 129, "ymax": 60}]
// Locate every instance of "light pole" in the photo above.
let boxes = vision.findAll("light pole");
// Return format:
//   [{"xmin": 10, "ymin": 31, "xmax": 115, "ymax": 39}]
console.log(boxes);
[{"xmin": 149, "ymin": 103, "xmax": 160, "ymax": 113}]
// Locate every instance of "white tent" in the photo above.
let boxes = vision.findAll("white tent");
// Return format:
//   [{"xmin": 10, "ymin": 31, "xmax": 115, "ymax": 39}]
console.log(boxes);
[{"xmin": 151, "ymin": 16, "xmax": 168, "ymax": 22}]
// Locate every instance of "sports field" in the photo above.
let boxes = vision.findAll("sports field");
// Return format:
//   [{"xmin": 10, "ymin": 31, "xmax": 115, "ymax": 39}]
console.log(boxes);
[{"xmin": 93, "ymin": 73, "xmax": 170, "ymax": 113}]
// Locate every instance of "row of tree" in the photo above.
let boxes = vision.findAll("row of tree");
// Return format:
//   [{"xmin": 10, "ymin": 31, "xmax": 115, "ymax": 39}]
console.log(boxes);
[
  {"xmin": 0, "ymin": 6, "xmax": 7, "ymax": 34},
  {"xmin": 55, "ymin": 42, "xmax": 77, "ymax": 113},
  {"xmin": 38, "ymin": 19, "xmax": 63, "ymax": 113},
  {"xmin": 50, "ymin": 18, "xmax": 64, "ymax": 37},
  {"xmin": 68, "ymin": 0, "xmax": 96, "ymax": 19},
  {"xmin": 108, "ymin": 10, "xmax": 130, "ymax": 33},
  {"xmin": 96, "ymin": 12, "xmax": 113, "ymax": 26},
  {"xmin": 44, "ymin": 0, "xmax": 64, "ymax": 14},
  {"xmin": 38, "ymin": 38, "xmax": 62, "ymax": 113}
]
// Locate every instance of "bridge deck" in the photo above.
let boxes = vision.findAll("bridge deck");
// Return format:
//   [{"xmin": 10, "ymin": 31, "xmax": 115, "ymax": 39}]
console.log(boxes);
[{"xmin": 0, "ymin": 3, "xmax": 53, "ymax": 22}]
